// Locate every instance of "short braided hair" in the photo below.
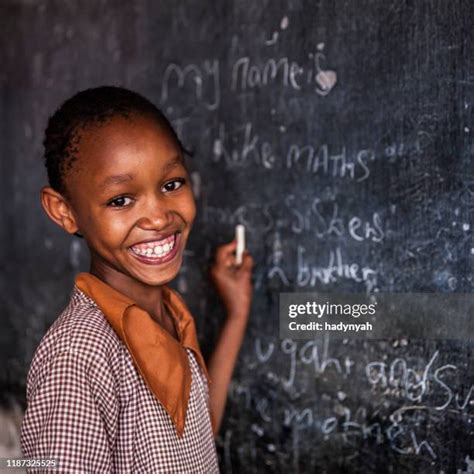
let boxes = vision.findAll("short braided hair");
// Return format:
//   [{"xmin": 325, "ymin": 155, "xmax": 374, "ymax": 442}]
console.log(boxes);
[{"xmin": 43, "ymin": 86, "xmax": 187, "ymax": 197}]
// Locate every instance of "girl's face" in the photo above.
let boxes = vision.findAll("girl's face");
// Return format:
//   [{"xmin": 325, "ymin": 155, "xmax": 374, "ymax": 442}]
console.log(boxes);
[{"xmin": 65, "ymin": 114, "xmax": 196, "ymax": 288}]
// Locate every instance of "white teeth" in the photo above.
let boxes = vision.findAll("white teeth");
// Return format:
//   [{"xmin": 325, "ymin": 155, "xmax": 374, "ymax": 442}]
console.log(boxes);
[{"xmin": 131, "ymin": 235, "xmax": 176, "ymax": 259}]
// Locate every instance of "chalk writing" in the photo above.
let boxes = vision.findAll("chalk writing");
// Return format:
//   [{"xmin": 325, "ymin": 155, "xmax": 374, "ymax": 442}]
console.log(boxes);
[
  {"xmin": 366, "ymin": 352, "xmax": 474, "ymax": 413},
  {"xmin": 212, "ymin": 122, "xmax": 275, "ymax": 169},
  {"xmin": 231, "ymin": 49, "xmax": 337, "ymax": 95},
  {"xmin": 254, "ymin": 336, "xmax": 354, "ymax": 389},
  {"xmin": 211, "ymin": 121, "xmax": 376, "ymax": 179},
  {"xmin": 285, "ymin": 195, "xmax": 385, "ymax": 242},
  {"xmin": 286, "ymin": 144, "xmax": 373, "ymax": 181},
  {"xmin": 161, "ymin": 47, "xmax": 337, "ymax": 114},
  {"xmin": 296, "ymin": 246, "xmax": 378, "ymax": 292},
  {"xmin": 161, "ymin": 59, "xmax": 220, "ymax": 110}
]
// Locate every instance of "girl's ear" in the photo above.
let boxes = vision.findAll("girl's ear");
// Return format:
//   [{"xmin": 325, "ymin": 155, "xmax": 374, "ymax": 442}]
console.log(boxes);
[{"xmin": 40, "ymin": 186, "xmax": 80, "ymax": 235}]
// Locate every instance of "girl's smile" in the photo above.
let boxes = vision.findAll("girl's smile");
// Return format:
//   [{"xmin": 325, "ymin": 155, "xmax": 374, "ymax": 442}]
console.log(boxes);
[{"xmin": 128, "ymin": 232, "xmax": 181, "ymax": 264}]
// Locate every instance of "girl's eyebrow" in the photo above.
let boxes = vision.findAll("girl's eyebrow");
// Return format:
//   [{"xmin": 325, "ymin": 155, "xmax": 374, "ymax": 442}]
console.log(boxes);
[
  {"xmin": 162, "ymin": 155, "xmax": 184, "ymax": 173},
  {"xmin": 99, "ymin": 156, "xmax": 184, "ymax": 190},
  {"xmin": 100, "ymin": 173, "xmax": 133, "ymax": 190}
]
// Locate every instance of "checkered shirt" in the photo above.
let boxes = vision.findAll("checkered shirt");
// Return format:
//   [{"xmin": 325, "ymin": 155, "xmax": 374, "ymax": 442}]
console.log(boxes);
[{"xmin": 20, "ymin": 286, "xmax": 220, "ymax": 473}]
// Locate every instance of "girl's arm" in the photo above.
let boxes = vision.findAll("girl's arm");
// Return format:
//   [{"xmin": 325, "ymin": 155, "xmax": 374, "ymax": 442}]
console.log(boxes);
[{"xmin": 207, "ymin": 240, "xmax": 254, "ymax": 435}]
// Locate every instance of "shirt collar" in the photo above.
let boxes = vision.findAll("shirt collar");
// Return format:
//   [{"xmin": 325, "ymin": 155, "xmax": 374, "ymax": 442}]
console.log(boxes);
[{"xmin": 75, "ymin": 272, "xmax": 211, "ymax": 438}]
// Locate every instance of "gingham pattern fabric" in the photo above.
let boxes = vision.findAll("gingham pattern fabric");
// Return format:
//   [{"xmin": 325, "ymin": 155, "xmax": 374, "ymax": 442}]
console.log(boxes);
[{"xmin": 21, "ymin": 287, "xmax": 219, "ymax": 473}]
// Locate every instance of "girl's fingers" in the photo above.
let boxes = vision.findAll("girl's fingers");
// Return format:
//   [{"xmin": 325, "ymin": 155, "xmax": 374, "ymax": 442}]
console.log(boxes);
[
  {"xmin": 215, "ymin": 240, "xmax": 237, "ymax": 261},
  {"xmin": 228, "ymin": 252, "xmax": 253, "ymax": 272},
  {"xmin": 242, "ymin": 252, "xmax": 254, "ymax": 270},
  {"xmin": 214, "ymin": 242, "xmax": 253, "ymax": 273}
]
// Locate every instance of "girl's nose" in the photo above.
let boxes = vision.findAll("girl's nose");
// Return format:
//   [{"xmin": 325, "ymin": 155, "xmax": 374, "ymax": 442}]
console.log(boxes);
[{"xmin": 137, "ymin": 198, "xmax": 173, "ymax": 230}]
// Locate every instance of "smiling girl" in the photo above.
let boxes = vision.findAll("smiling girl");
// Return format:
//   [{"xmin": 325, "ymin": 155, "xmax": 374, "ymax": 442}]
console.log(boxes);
[{"xmin": 20, "ymin": 86, "xmax": 253, "ymax": 473}]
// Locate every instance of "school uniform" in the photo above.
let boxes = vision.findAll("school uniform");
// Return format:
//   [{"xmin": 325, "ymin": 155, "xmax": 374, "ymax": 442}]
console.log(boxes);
[{"xmin": 21, "ymin": 272, "xmax": 219, "ymax": 473}]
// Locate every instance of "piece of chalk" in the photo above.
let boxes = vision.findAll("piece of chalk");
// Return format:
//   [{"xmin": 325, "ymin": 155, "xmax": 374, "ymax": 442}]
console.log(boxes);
[{"xmin": 235, "ymin": 225, "xmax": 245, "ymax": 265}]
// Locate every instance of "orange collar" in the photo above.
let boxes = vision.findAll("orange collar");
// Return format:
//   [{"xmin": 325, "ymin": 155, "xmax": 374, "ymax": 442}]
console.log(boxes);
[{"xmin": 75, "ymin": 272, "xmax": 211, "ymax": 438}]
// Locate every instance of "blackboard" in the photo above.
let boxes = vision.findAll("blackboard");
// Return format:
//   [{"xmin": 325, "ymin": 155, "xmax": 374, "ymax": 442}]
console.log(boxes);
[{"xmin": 1, "ymin": 1, "xmax": 473, "ymax": 472}]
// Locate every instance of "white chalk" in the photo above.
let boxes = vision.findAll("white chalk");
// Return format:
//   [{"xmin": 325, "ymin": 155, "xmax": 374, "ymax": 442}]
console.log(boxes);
[{"xmin": 235, "ymin": 225, "xmax": 246, "ymax": 265}]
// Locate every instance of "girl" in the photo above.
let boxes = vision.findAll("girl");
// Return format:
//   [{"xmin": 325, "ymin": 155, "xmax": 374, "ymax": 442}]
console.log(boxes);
[{"xmin": 20, "ymin": 86, "xmax": 253, "ymax": 473}]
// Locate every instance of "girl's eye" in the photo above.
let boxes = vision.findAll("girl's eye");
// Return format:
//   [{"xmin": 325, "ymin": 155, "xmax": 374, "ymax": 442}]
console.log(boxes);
[
  {"xmin": 107, "ymin": 196, "xmax": 133, "ymax": 207},
  {"xmin": 162, "ymin": 178, "xmax": 186, "ymax": 193}
]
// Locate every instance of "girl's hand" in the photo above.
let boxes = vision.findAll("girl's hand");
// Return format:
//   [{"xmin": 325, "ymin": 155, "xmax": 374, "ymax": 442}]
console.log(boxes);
[{"xmin": 210, "ymin": 240, "xmax": 254, "ymax": 321}]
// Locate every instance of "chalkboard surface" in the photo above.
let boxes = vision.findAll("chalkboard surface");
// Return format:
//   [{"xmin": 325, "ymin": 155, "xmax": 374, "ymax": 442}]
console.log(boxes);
[{"xmin": 1, "ymin": 1, "xmax": 473, "ymax": 472}]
